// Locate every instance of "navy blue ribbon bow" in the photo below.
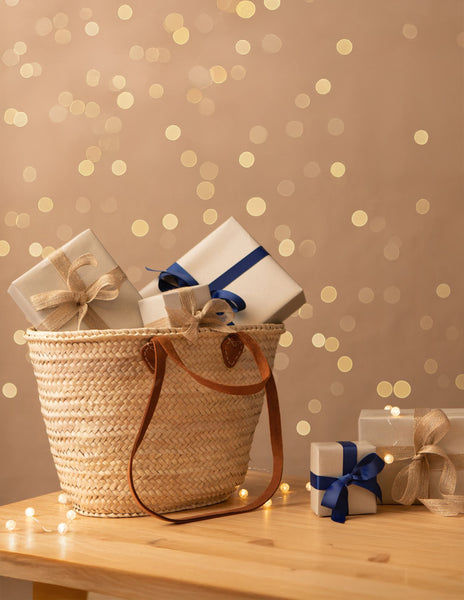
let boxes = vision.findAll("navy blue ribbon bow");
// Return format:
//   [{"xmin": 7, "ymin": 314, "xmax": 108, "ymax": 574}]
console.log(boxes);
[
  {"xmin": 310, "ymin": 441, "xmax": 384, "ymax": 523},
  {"xmin": 146, "ymin": 246, "xmax": 269, "ymax": 313}
]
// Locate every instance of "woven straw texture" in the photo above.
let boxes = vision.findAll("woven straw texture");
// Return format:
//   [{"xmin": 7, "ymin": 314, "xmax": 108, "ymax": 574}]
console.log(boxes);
[{"xmin": 25, "ymin": 324, "xmax": 283, "ymax": 517}]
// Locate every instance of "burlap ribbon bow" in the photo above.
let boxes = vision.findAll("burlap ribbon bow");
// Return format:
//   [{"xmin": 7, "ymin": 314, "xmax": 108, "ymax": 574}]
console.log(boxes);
[{"xmin": 30, "ymin": 250, "xmax": 126, "ymax": 331}]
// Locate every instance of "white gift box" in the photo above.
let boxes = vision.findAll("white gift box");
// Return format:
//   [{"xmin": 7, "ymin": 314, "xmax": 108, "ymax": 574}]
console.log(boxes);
[
  {"xmin": 358, "ymin": 408, "xmax": 464, "ymax": 504},
  {"xmin": 8, "ymin": 229, "xmax": 143, "ymax": 331},
  {"xmin": 139, "ymin": 284, "xmax": 211, "ymax": 327},
  {"xmin": 140, "ymin": 217, "xmax": 305, "ymax": 324},
  {"xmin": 310, "ymin": 441, "xmax": 379, "ymax": 518}
]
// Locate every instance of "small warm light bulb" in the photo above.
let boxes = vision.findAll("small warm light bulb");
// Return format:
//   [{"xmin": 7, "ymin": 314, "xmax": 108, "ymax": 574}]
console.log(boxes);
[
  {"xmin": 25, "ymin": 507, "xmax": 35, "ymax": 517},
  {"xmin": 280, "ymin": 482, "xmax": 290, "ymax": 494},
  {"xmin": 5, "ymin": 519, "xmax": 16, "ymax": 531},
  {"xmin": 58, "ymin": 493, "xmax": 68, "ymax": 504},
  {"xmin": 66, "ymin": 510, "xmax": 77, "ymax": 521},
  {"xmin": 305, "ymin": 482, "xmax": 312, "ymax": 492},
  {"xmin": 238, "ymin": 488, "xmax": 249, "ymax": 499},
  {"xmin": 384, "ymin": 453, "xmax": 394, "ymax": 464},
  {"xmin": 384, "ymin": 404, "xmax": 392, "ymax": 411},
  {"xmin": 391, "ymin": 406, "xmax": 401, "ymax": 417},
  {"xmin": 263, "ymin": 499, "xmax": 272, "ymax": 508},
  {"xmin": 57, "ymin": 522, "xmax": 69, "ymax": 535}
]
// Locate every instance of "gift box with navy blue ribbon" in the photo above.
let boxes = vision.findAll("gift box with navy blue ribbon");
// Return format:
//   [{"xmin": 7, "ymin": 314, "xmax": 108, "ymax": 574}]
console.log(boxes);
[
  {"xmin": 140, "ymin": 216, "xmax": 306, "ymax": 325},
  {"xmin": 310, "ymin": 441, "xmax": 384, "ymax": 523}
]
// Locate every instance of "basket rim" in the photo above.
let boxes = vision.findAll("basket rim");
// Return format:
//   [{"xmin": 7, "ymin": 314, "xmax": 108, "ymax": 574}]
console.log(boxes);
[{"xmin": 24, "ymin": 322, "xmax": 285, "ymax": 343}]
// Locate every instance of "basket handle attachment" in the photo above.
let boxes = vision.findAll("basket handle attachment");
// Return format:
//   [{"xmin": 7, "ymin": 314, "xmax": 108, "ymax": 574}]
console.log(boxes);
[{"xmin": 128, "ymin": 331, "xmax": 283, "ymax": 523}]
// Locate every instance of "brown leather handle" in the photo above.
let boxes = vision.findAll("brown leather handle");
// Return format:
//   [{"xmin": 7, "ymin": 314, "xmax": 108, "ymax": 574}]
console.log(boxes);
[{"xmin": 127, "ymin": 332, "xmax": 283, "ymax": 523}]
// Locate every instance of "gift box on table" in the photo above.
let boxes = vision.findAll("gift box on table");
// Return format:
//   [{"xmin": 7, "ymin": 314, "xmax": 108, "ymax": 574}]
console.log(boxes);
[
  {"xmin": 8, "ymin": 229, "xmax": 143, "ymax": 331},
  {"xmin": 310, "ymin": 441, "xmax": 384, "ymax": 523},
  {"xmin": 140, "ymin": 217, "xmax": 306, "ymax": 324},
  {"xmin": 358, "ymin": 408, "xmax": 464, "ymax": 505}
]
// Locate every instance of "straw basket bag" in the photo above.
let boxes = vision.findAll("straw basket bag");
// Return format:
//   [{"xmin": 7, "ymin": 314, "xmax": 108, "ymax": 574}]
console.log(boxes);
[{"xmin": 25, "ymin": 323, "xmax": 284, "ymax": 522}]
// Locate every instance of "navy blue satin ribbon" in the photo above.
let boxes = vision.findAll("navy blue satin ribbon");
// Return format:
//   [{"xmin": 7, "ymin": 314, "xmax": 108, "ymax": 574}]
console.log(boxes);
[
  {"xmin": 310, "ymin": 442, "xmax": 384, "ymax": 524},
  {"xmin": 146, "ymin": 246, "xmax": 269, "ymax": 313}
]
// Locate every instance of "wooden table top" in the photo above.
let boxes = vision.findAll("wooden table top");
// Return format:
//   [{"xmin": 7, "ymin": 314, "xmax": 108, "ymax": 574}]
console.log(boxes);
[{"xmin": 0, "ymin": 476, "xmax": 463, "ymax": 600}]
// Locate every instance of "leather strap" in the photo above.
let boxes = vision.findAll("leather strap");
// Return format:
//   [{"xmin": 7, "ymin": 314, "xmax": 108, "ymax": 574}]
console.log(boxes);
[{"xmin": 127, "ymin": 332, "xmax": 283, "ymax": 523}]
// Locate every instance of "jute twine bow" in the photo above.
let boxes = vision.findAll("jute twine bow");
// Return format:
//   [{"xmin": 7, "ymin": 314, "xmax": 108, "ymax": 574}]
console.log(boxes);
[
  {"xmin": 391, "ymin": 408, "xmax": 464, "ymax": 516},
  {"xmin": 30, "ymin": 251, "xmax": 126, "ymax": 331},
  {"xmin": 148, "ymin": 287, "xmax": 234, "ymax": 342}
]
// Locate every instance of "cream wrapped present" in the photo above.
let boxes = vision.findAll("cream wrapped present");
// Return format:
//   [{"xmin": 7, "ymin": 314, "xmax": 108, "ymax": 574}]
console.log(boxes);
[
  {"xmin": 140, "ymin": 217, "xmax": 305, "ymax": 325},
  {"xmin": 310, "ymin": 441, "xmax": 384, "ymax": 523},
  {"xmin": 8, "ymin": 229, "xmax": 143, "ymax": 331},
  {"xmin": 358, "ymin": 408, "xmax": 464, "ymax": 506}
]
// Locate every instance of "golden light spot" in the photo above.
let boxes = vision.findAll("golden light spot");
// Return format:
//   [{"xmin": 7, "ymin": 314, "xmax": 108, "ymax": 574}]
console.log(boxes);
[
  {"xmin": 4, "ymin": 108, "xmax": 17, "ymax": 125},
  {"xmin": 131, "ymin": 219, "xmax": 149, "ymax": 237},
  {"xmin": 16, "ymin": 213, "xmax": 30, "ymax": 228},
  {"xmin": 85, "ymin": 21, "xmax": 99, "ymax": 36},
  {"xmin": 186, "ymin": 88, "xmax": 202, "ymax": 103},
  {"xmin": 328, "ymin": 117, "xmax": 345, "ymax": 136},
  {"xmin": 384, "ymin": 454, "xmax": 394, "ymax": 464},
  {"xmin": 420, "ymin": 315, "xmax": 433, "ymax": 330},
  {"xmin": 105, "ymin": 116, "xmax": 122, "ymax": 133},
  {"xmin": 235, "ymin": 39, "xmax": 251, "ymax": 55},
  {"xmin": 28, "ymin": 242, "xmax": 43, "ymax": 257},
  {"xmin": 2, "ymin": 383, "xmax": 17, "ymax": 399},
  {"xmin": 238, "ymin": 488, "xmax": 248, "ymax": 499},
  {"xmin": 330, "ymin": 162, "xmax": 346, "ymax": 177},
  {"xmin": 351, "ymin": 210, "xmax": 368, "ymax": 227},
  {"xmin": 416, "ymin": 198, "xmax": 430, "ymax": 215},
  {"xmin": 330, "ymin": 382, "xmax": 344, "ymax": 396},
  {"xmin": 86, "ymin": 146, "xmax": 102, "ymax": 162},
  {"xmin": 13, "ymin": 330, "xmax": 26, "ymax": 345},
  {"xmin": 55, "ymin": 29, "xmax": 72, "ymax": 45},
  {"xmin": 285, "ymin": 120, "xmax": 304, "ymax": 138},
  {"xmin": 111, "ymin": 75, "xmax": 126, "ymax": 90},
  {"xmin": 58, "ymin": 91, "xmax": 73, "ymax": 107},
  {"xmin": 303, "ymin": 161, "xmax": 321, "ymax": 178},
  {"xmin": 165, "ymin": 124, "xmax": 181, "ymax": 141},
  {"xmin": 236, "ymin": 1, "xmax": 256, "ymax": 19},
  {"xmin": 402, "ymin": 24, "xmax": 418, "ymax": 39},
  {"xmin": 246, "ymin": 196, "xmax": 266, "ymax": 216},
  {"xmin": 69, "ymin": 100, "xmax": 85, "ymax": 115},
  {"xmin": 162, "ymin": 213, "xmax": 178, "ymax": 230},
  {"xmin": 2, "ymin": 49, "xmax": 19, "ymax": 67},
  {"xmin": 180, "ymin": 150, "xmax": 197, "ymax": 167},
  {"xmin": 384, "ymin": 240, "xmax": 400, "ymax": 261},
  {"xmin": 274, "ymin": 224, "xmax": 291, "ymax": 241},
  {"xmin": 377, "ymin": 381, "xmax": 392, "ymax": 398},
  {"xmin": 35, "ymin": 17, "xmax": 53, "ymax": 36},
  {"xmin": 117, "ymin": 91, "xmax": 134, "ymax": 109},
  {"xmin": 339, "ymin": 315, "xmax": 356, "ymax": 332},
  {"xmin": 337, "ymin": 356, "xmax": 353, "ymax": 373},
  {"xmin": 308, "ymin": 398, "xmax": 321, "ymax": 413},
  {"xmin": 249, "ymin": 125, "xmax": 268, "ymax": 144},
  {"xmin": 129, "ymin": 45, "xmax": 144, "ymax": 60},
  {"xmin": 173, "ymin": 27, "xmax": 189, "ymax": 45},
  {"xmin": 86, "ymin": 69, "xmax": 101, "ymax": 87},
  {"xmin": 393, "ymin": 380, "xmax": 411, "ymax": 399},
  {"xmin": 78, "ymin": 160, "xmax": 94, "ymax": 176},
  {"xmin": 42, "ymin": 246, "xmax": 55, "ymax": 258},
  {"xmin": 383, "ymin": 286, "xmax": 401, "ymax": 304},
  {"xmin": 56, "ymin": 224, "xmax": 72, "ymax": 241},
  {"xmin": 196, "ymin": 181, "xmax": 215, "ymax": 200},
  {"xmin": 13, "ymin": 112, "xmax": 28, "ymax": 127},
  {"xmin": 280, "ymin": 482, "xmax": 290, "ymax": 493},
  {"xmin": 20, "ymin": 63, "xmax": 34, "ymax": 78},
  {"xmin": 203, "ymin": 208, "xmax": 218, "ymax": 225},
  {"xmin": 199, "ymin": 161, "xmax": 219, "ymax": 180},
  {"xmin": 277, "ymin": 180, "xmax": 295, "ymax": 197},
  {"xmin": 424, "ymin": 359, "xmax": 438, "ymax": 375},
  {"xmin": 22, "ymin": 166, "xmax": 37, "ymax": 183},
  {"xmin": 85, "ymin": 102, "xmax": 100, "ymax": 118},
  {"xmin": 111, "ymin": 160, "xmax": 127, "ymax": 176},
  {"xmin": 4, "ymin": 211, "xmax": 17, "ymax": 227},
  {"xmin": 75, "ymin": 197, "xmax": 91, "ymax": 213},
  {"xmin": 239, "ymin": 151, "xmax": 255, "ymax": 168},
  {"xmin": 299, "ymin": 303, "xmax": 313, "ymax": 319},
  {"xmin": 279, "ymin": 239, "xmax": 295, "ymax": 257},
  {"xmin": 299, "ymin": 239, "xmax": 316, "ymax": 258},
  {"xmin": 0, "ymin": 241, "xmax": 10, "ymax": 257},
  {"xmin": 324, "ymin": 337, "xmax": 339, "ymax": 352},
  {"xmin": 198, "ymin": 97, "xmax": 216, "ymax": 116},
  {"xmin": 312, "ymin": 333, "xmax": 325, "ymax": 348},
  {"xmin": 53, "ymin": 12, "xmax": 69, "ymax": 28},
  {"xmin": 279, "ymin": 331, "xmax": 293, "ymax": 348},
  {"xmin": 336, "ymin": 38, "xmax": 353, "ymax": 55},
  {"xmin": 315, "ymin": 78, "xmax": 331, "ymax": 94},
  {"xmin": 296, "ymin": 420, "xmax": 311, "ymax": 436},
  {"xmin": 210, "ymin": 65, "xmax": 227, "ymax": 83},
  {"xmin": 414, "ymin": 129, "xmax": 429, "ymax": 145},
  {"xmin": 163, "ymin": 12, "xmax": 183, "ymax": 32},
  {"xmin": 305, "ymin": 482, "xmax": 312, "ymax": 492},
  {"xmin": 230, "ymin": 65, "xmax": 247, "ymax": 80},
  {"xmin": 32, "ymin": 62, "xmax": 42, "ymax": 77},
  {"xmin": 147, "ymin": 83, "xmax": 164, "ymax": 100},
  {"xmin": 195, "ymin": 13, "xmax": 214, "ymax": 34},
  {"xmin": 295, "ymin": 93, "xmax": 310, "ymax": 109},
  {"xmin": 436, "ymin": 283, "xmax": 451, "ymax": 298},
  {"xmin": 264, "ymin": 0, "xmax": 280, "ymax": 9},
  {"xmin": 145, "ymin": 47, "xmax": 160, "ymax": 62},
  {"xmin": 262, "ymin": 34, "xmax": 282, "ymax": 53},
  {"xmin": 358, "ymin": 287, "xmax": 375, "ymax": 304},
  {"xmin": 321, "ymin": 286, "xmax": 337, "ymax": 303},
  {"xmin": 118, "ymin": 4, "xmax": 133, "ymax": 20},
  {"xmin": 455, "ymin": 374, "xmax": 464, "ymax": 390}
]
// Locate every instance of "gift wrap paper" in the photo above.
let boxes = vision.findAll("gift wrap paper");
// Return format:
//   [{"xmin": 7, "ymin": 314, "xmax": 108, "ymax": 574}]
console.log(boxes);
[
  {"xmin": 141, "ymin": 217, "xmax": 305, "ymax": 325},
  {"xmin": 8, "ymin": 229, "xmax": 143, "ymax": 331},
  {"xmin": 358, "ymin": 409, "xmax": 464, "ymax": 504},
  {"xmin": 310, "ymin": 441, "xmax": 379, "ymax": 517},
  {"xmin": 139, "ymin": 284, "xmax": 211, "ymax": 327}
]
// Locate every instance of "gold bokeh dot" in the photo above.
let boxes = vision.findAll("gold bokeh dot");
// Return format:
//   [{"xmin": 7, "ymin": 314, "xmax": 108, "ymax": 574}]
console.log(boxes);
[
  {"xmin": 13, "ymin": 112, "xmax": 28, "ymax": 127},
  {"xmin": 112, "ymin": 75, "xmax": 126, "ymax": 90},
  {"xmin": 230, "ymin": 65, "xmax": 247, "ymax": 80},
  {"xmin": 384, "ymin": 241, "xmax": 400, "ymax": 261},
  {"xmin": 35, "ymin": 17, "xmax": 53, "ymax": 36},
  {"xmin": 377, "ymin": 381, "xmax": 393, "ymax": 398},
  {"xmin": 105, "ymin": 116, "xmax": 122, "ymax": 133},
  {"xmin": 279, "ymin": 331, "xmax": 293, "ymax": 348},
  {"xmin": 117, "ymin": 91, "xmax": 134, "ymax": 109},
  {"xmin": 53, "ymin": 12, "xmax": 69, "ymax": 28},
  {"xmin": 330, "ymin": 382, "xmax": 344, "ymax": 396},
  {"xmin": 383, "ymin": 286, "xmax": 401, "ymax": 304},
  {"xmin": 86, "ymin": 69, "xmax": 101, "ymax": 87},
  {"xmin": 339, "ymin": 315, "xmax": 356, "ymax": 332},
  {"xmin": 402, "ymin": 24, "xmax": 418, "ymax": 39},
  {"xmin": 196, "ymin": 181, "xmax": 215, "ymax": 200},
  {"xmin": 393, "ymin": 380, "xmax": 411, "ymax": 398},
  {"xmin": 163, "ymin": 12, "xmax": 183, "ymax": 32},
  {"xmin": 312, "ymin": 333, "xmax": 325, "ymax": 348},
  {"xmin": 299, "ymin": 303, "xmax": 313, "ymax": 319},
  {"xmin": 131, "ymin": 219, "xmax": 149, "ymax": 237},
  {"xmin": 296, "ymin": 420, "xmax": 311, "ymax": 436},
  {"xmin": 295, "ymin": 93, "xmax": 310, "ymax": 109},
  {"xmin": 436, "ymin": 283, "xmax": 451, "ymax": 299},
  {"xmin": 145, "ymin": 47, "xmax": 160, "ymax": 62},
  {"xmin": 321, "ymin": 286, "xmax": 337, "ymax": 303},
  {"xmin": 186, "ymin": 88, "xmax": 202, "ymax": 103},
  {"xmin": 16, "ymin": 213, "xmax": 30, "ymax": 228},
  {"xmin": 203, "ymin": 208, "xmax": 218, "ymax": 225},
  {"xmin": 0, "ymin": 241, "xmax": 10, "ymax": 257},
  {"xmin": 358, "ymin": 287, "xmax": 375, "ymax": 304},
  {"xmin": 58, "ymin": 91, "xmax": 73, "ymax": 107},
  {"xmin": 118, "ymin": 4, "xmax": 133, "ymax": 20},
  {"xmin": 162, "ymin": 213, "xmax": 178, "ymax": 230},
  {"xmin": 299, "ymin": 239, "xmax": 316, "ymax": 258},
  {"xmin": 129, "ymin": 45, "xmax": 144, "ymax": 60},
  {"xmin": 85, "ymin": 21, "xmax": 99, "ymax": 36},
  {"xmin": 200, "ymin": 161, "xmax": 219, "ymax": 180},
  {"xmin": 195, "ymin": 13, "xmax": 214, "ymax": 33},
  {"xmin": 246, "ymin": 196, "xmax": 266, "ymax": 216},
  {"xmin": 336, "ymin": 38, "xmax": 353, "ymax": 55},
  {"xmin": 420, "ymin": 315, "xmax": 433, "ymax": 330},
  {"xmin": 308, "ymin": 398, "xmax": 321, "ymax": 414},
  {"xmin": 2, "ymin": 383, "xmax": 17, "ymax": 399},
  {"xmin": 235, "ymin": 39, "xmax": 251, "ymax": 55},
  {"xmin": 274, "ymin": 224, "xmax": 291, "ymax": 241},
  {"xmin": 2, "ymin": 49, "xmax": 19, "ymax": 67},
  {"xmin": 324, "ymin": 337, "xmax": 340, "ymax": 352},
  {"xmin": 22, "ymin": 166, "xmax": 37, "ymax": 183},
  {"xmin": 42, "ymin": 246, "xmax": 55, "ymax": 258},
  {"xmin": 262, "ymin": 34, "xmax": 282, "ymax": 53},
  {"xmin": 351, "ymin": 210, "xmax": 368, "ymax": 227},
  {"xmin": 455, "ymin": 374, "xmax": 464, "ymax": 390},
  {"xmin": 78, "ymin": 160, "xmax": 94, "ymax": 176},
  {"xmin": 424, "ymin": 359, "xmax": 438, "ymax": 375},
  {"xmin": 55, "ymin": 29, "xmax": 72, "ymax": 45},
  {"xmin": 277, "ymin": 180, "xmax": 295, "ymax": 197},
  {"xmin": 198, "ymin": 98, "xmax": 216, "ymax": 116},
  {"xmin": 328, "ymin": 117, "xmax": 344, "ymax": 135},
  {"xmin": 165, "ymin": 124, "xmax": 181, "ymax": 141},
  {"xmin": 315, "ymin": 78, "xmax": 331, "ymax": 94},
  {"xmin": 20, "ymin": 63, "xmax": 34, "ymax": 79},
  {"xmin": 5, "ymin": 211, "xmax": 17, "ymax": 227},
  {"xmin": 249, "ymin": 125, "xmax": 268, "ymax": 144},
  {"xmin": 86, "ymin": 146, "xmax": 102, "ymax": 162},
  {"xmin": 236, "ymin": 1, "xmax": 256, "ymax": 18},
  {"xmin": 416, "ymin": 198, "xmax": 430, "ymax": 214},
  {"xmin": 173, "ymin": 27, "xmax": 190, "ymax": 45},
  {"xmin": 69, "ymin": 100, "xmax": 85, "ymax": 115},
  {"xmin": 13, "ymin": 330, "xmax": 26, "ymax": 345},
  {"xmin": 279, "ymin": 238, "xmax": 295, "ymax": 257},
  {"xmin": 4, "ymin": 108, "xmax": 17, "ymax": 125},
  {"xmin": 111, "ymin": 160, "xmax": 127, "ymax": 176},
  {"xmin": 264, "ymin": 0, "xmax": 280, "ymax": 9},
  {"xmin": 303, "ymin": 161, "xmax": 321, "ymax": 178},
  {"xmin": 330, "ymin": 162, "xmax": 346, "ymax": 177},
  {"xmin": 180, "ymin": 150, "xmax": 197, "ymax": 167},
  {"xmin": 210, "ymin": 65, "xmax": 227, "ymax": 83},
  {"xmin": 285, "ymin": 120, "xmax": 304, "ymax": 138},
  {"xmin": 239, "ymin": 151, "xmax": 255, "ymax": 168},
  {"xmin": 28, "ymin": 242, "xmax": 43, "ymax": 257},
  {"xmin": 337, "ymin": 356, "xmax": 353, "ymax": 373},
  {"xmin": 414, "ymin": 129, "xmax": 429, "ymax": 145}
]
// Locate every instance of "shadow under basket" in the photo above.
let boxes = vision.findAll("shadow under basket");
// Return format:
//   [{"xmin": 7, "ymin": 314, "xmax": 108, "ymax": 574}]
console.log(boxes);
[{"xmin": 25, "ymin": 324, "xmax": 283, "ymax": 517}]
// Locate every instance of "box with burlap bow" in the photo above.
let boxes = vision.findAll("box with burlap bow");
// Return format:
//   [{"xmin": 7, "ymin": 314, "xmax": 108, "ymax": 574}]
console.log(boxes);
[{"xmin": 8, "ymin": 229, "xmax": 143, "ymax": 331}]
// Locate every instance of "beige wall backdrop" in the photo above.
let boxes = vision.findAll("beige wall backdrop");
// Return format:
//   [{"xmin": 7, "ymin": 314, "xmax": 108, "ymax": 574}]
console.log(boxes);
[{"xmin": 1, "ymin": 0, "xmax": 463, "ymax": 513}]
